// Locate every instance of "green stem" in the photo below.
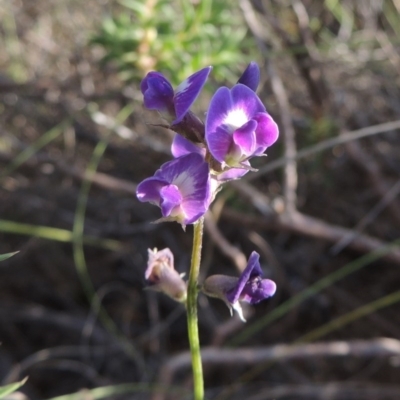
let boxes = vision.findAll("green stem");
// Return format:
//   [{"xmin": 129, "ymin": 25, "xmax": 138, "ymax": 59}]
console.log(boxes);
[{"xmin": 186, "ymin": 216, "xmax": 205, "ymax": 400}]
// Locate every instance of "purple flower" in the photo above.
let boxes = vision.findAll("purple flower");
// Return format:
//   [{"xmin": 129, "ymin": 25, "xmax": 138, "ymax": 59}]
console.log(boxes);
[
  {"xmin": 171, "ymin": 133, "xmax": 206, "ymax": 159},
  {"xmin": 202, "ymin": 251, "xmax": 276, "ymax": 322},
  {"xmin": 136, "ymin": 153, "xmax": 211, "ymax": 227},
  {"xmin": 140, "ymin": 67, "xmax": 212, "ymax": 124},
  {"xmin": 171, "ymin": 134, "xmax": 249, "ymax": 182},
  {"xmin": 145, "ymin": 248, "xmax": 187, "ymax": 302},
  {"xmin": 205, "ymin": 84, "xmax": 279, "ymax": 168},
  {"xmin": 237, "ymin": 62, "xmax": 260, "ymax": 92}
]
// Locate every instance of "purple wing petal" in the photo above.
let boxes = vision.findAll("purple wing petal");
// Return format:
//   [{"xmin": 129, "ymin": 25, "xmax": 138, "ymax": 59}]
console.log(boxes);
[
  {"xmin": 237, "ymin": 62, "xmax": 260, "ymax": 92},
  {"xmin": 232, "ymin": 119, "xmax": 257, "ymax": 155},
  {"xmin": 173, "ymin": 66, "xmax": 212, "ymax": 124},
  {"xmin": 155, "ymin": 153, "xmax": 203, "ymax": 185},
  {"xmin": 180, "ymin": 156, "xmax": 211, "ymax": 224},
  {"xmin": 226, "ymin": 251, "xmax": 260, "ymax": 304},
  {"xmin": 217, "ymin": 165, "xmax": 249, "ymax": 181},
  {"xmin": 171, "ymin": 134, "xmax": 206, "ymax": 158},
  {"xmin": 241, "ymin": 279, "xmax": 276, "ymax": 304},
  {"xmin": 231, "ymin": 84, "xmax": 266, "ymax": 117},
  {"xmin": 253, "ymin": 112, "xmax": 279, "ymax": 154},
  {"xmin": 248, "ymin": 251, "xmax": 263, "ymax": 277},
  {"xmin": 206, "ymin": 87, "xmax": 236, "ymax": 162},
  {"xmin": 141, "ymin": 72, "xmax": 174, "ymax": 112},
  {"xmin": 136, "ymin": 177, "xmax": 167, "ymax": 203},
  {"xmin": 206, "ymin": 86, "xmax": 232, "ymax": 129},
  {"xmin": 207, "ymin": 125, "xmax": 232, "ymax": 163},
  {"xmin": 159, "ymin": 184, "xmax": 182, "ymax": 217}
]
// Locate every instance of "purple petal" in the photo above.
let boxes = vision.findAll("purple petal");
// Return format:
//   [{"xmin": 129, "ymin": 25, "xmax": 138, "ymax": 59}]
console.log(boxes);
[
  {"xmin": 230, "ymin": 84, "xmax": 266, "ymax": 116},
  {"xmin": 171, "ymin": 134, "xmax": 206, "ymax": 158},
  {"xmin": 206, "ymin": 125, "xmax": 233, "ymax": 163},
  {"xmin": 206, "ymin": 86, "xmax": 233, "ymax": 135},
  {"xmin": 205, "ymin": 86, "xmax": 236, "ymax": 162},
  {"xmin": 237, "ymin": 62, "xmax": 260, "ymax": 92},
  {"xmin": 160, "ymin": 184, "xmax": 183, "ymax": 217},
  {"xmin": 253, "ymin": 112, "xmax": 279, "ymax": 154},
  {"xmin": 206, "ymin": 85, "xmax": 267, "ymax": 163},
  {"xmin": 155, "ymin": 153, "xmax": 202, "ymax": 187},
  {"xmin": 141, "ymin": 72, "xmax": 174, "ymax": 113},
  {"xmin": 173, "ymin": 66, "xmax": 212, "ymax": 124},
  {"xmin": 136, "ymin": 177, "xmax": 167, "ymax": 204},
  {"xmin": 226, "ymin": 251, "xmax": 261, "ymax": 304},
  {"xmin": 232, "ymin": 119, "xmax": 257, "ymax": 155},
  {"xmin": 138, "ymin": 154, "xmax": 211, "ymax": 225},
  {"xmin": 241, "ymin": 278, "xmax": 276, "ymax": 304},
  {"xmin": 180, "ymin": 158, "xmax": 211, "ymax": 224},
  {"xmin": 217, "ymin": 165, "xmax": 249, "ymax": 181},
  {"xmin": 156, "ymin": 153, "xmax": 211, "ymax": 225}
]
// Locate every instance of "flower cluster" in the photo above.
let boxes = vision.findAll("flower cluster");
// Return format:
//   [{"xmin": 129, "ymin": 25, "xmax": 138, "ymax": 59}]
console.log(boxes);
[
  {"xmin": 137, "ymin": 63, "xmax": 278, "ymax": 320},
  {"xmin": 137, "ymin": 62, "xmax": 279, "ymax": 228}
]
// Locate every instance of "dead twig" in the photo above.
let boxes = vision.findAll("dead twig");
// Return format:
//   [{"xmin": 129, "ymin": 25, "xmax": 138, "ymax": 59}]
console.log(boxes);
[
  {"xmin": 247, "ymin": 382, "xmax": 400, "ymax": 400},
  {"xmin": 248, "ymin": 119, "xmax": 400, "ymax": 181},
  {"xmin": 222, "ymin": 208, "xmax": 400, "ymax": 265},
  {"xmin": 331, "ymin": 177, "xmax": 400, "ymax": 255},
  {"xmin": 204, "ymin": 211, "xmax": 247, "ymax": 273},
  {"xmin": 153, "ymin": 338, "xmax": 400, "ymax": 400},
  {"xmin": 240, "ymin": 0, "xmax": 298, "ymax": 215}
]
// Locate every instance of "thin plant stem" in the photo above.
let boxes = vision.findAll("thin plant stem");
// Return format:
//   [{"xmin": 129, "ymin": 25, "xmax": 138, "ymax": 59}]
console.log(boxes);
[
  {"xmin": 72, "ymin": 104, "xmax": 145, "ymax": 369},
  {"xmin": 186, "ymin": 216, "xmax": 205, "ymax": 400}
]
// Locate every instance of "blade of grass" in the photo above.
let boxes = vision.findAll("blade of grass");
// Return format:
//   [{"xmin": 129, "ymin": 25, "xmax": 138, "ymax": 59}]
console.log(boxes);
[
  {"xmin": 72, "ymin": 137, "xmax": 108, "ymax": 296},
  {"xmin": 0, "ymin": 219, "xmax": 121, "ymax": 251},
  {"xmin": 0, "ymin": 251, "xmax": 19, "ymax": 262},
  {"xmin": 0, "ymin": 120, "xmax": 70, "ymax": 179},
  {"xmin": 0, "ymin": 377, "xmax": 28, "ymax": 398},
  {"xmin": 45, "ymin": 382, "xmax": 188, "ymax": 400},
  {"xmin": 229, "ymin": 239, "xmax": 400, "ymax": 346},
  {"xmin": 298, "ymin": 289, "xmax": 400, "ymax": 343},
  {"xmin": 72, "ymin": 104, "xmax": 145, "ymax": 369}
]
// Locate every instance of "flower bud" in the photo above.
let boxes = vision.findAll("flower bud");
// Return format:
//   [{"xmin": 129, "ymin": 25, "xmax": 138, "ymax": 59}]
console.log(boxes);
[{"xmin": 145, "ymin": 248, "xmax": 187, "ymax": 303}]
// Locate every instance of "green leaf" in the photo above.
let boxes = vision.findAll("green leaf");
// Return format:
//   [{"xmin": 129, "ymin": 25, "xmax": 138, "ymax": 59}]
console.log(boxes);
[
  {"xmin": 0, "ymin": 377, "xmax": 28, "ymax": 398},
  {"xmin": 118, "ymin": 0, "xmax": 147, "ymax": 15},
  {"xmin": 0, "ymin": 251, "xmax": 19, "ymax": 262}
]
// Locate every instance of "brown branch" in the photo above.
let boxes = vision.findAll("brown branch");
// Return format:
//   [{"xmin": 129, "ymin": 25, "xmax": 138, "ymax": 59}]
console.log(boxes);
[
  {"xmin": 222, "ymin": 208, "xmax": 400, "ymax": 265},
  {"xmin": 247, "ymin": 382, "xmax": 400, "ymax": 400},
  {"xmin": 240, "ymin": 0, "xmax": 298, "ymax": 214},
  {"xmin": 345, "ymin": 138, "xmax": 400, "ymax": 227},
  {"xmin": 248, "ymin": 119, "xmax": 400, "ymax": 181},
  {"xmin": 204, "ymin": 211, "xmax": 247, "ymax": 273},
  {"xmin": 153, "ymin": 338, "xmax": 400, "ymax": 400}
]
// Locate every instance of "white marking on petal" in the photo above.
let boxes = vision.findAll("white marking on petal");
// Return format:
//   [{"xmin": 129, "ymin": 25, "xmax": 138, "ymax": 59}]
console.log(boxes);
[
  {"xmin": 232, "ymin": 301, "xmax": 247, "ymax": 322},
  {"xmin": 173, "ymin": 171, "xmax": 195, "ymax": 196},
  {"xmin": 175, "ymin": 78, "xmax": 190, "ymax": 95},
  {"xmin": 224, "ymin": 109, "xmax": 248, "ymax": 132}
]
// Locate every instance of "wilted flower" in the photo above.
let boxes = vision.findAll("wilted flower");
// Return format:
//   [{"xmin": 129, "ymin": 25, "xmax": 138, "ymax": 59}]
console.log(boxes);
[
  {"xmin": 205, "ymin": 84, "xmax": 279, "ymax": 169},
  {"xmin": 136, "ymin": 153, "xmax": 211, "ymax": 227},
  {"xmin": 145, "ymin": 248, "xmax": 187, "ymax": 302},
  {"xmin": 202, "ymin": 251, "xmax": 276, "ymax": 322}
]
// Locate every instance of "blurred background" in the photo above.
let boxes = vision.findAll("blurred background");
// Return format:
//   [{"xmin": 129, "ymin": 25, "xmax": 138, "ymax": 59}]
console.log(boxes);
[{"xmin": 1, "ymin": 0, "xmax": 400, "ymax": 399}]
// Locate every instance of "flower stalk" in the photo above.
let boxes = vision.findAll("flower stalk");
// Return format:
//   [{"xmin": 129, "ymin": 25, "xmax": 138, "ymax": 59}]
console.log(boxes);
[
  {"xmin": 186, "ymin": 216, "xmax": 205, "ymax": 400},
  {"xmin": 137, "ymin": 63, "xmax": 279, "ymax": 399}
]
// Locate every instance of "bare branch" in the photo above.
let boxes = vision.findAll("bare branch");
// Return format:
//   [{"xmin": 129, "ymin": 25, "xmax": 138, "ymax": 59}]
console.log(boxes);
[{"xmin": 153, "ymin": 338, "xmax": 400, "ymax": 400}]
